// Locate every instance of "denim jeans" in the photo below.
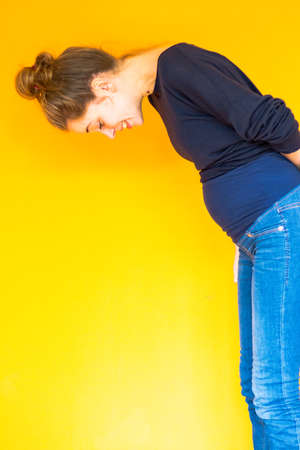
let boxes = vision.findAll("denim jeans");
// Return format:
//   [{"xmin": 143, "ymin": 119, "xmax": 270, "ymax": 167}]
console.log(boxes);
[{"xmin": 236, "ymin": 183, "xmax": 300, "ymax": 449}]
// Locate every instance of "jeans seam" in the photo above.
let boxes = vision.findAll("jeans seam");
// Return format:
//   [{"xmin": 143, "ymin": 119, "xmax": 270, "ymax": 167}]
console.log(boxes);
[
  {"xmin": 276, "ymin": 208, "xmax": 300, "ymax": 447},
  {"xmin": 237, "ymin": 243, "xmax": 254, "ymax": 260}
]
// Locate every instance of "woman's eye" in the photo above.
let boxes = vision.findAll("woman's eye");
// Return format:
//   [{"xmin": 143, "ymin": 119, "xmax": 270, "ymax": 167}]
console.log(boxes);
[{"xmin": 98, "ymin": 120, "xmax": 103, "ymax": 130}]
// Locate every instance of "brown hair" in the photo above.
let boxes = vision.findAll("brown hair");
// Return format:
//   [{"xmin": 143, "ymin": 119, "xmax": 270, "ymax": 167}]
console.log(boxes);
[{"xmin": 15, "ymin": 46, "xmax": 122, "ymax": 131}]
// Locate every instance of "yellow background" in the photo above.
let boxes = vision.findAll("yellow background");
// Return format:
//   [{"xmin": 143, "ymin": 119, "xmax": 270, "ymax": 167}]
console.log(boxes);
[{"xmin": 1, "ymin": 1, "xmax": 300, "ymax": 449}]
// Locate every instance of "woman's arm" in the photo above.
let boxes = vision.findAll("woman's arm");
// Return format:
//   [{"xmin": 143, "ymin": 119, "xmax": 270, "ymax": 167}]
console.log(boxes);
[
  {"xmin": 165, "ymin": 45, "xmax": 300, "ymax": 155},
  {"xmin": 280, "ymin": 148, "xmax": 300, "ymax": 169}
]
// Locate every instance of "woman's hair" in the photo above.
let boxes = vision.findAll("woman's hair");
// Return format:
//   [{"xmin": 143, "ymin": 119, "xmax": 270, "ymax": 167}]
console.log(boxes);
[{"xmin": 15, "ymin": 46, "xmax": 122, "ymax": 131}]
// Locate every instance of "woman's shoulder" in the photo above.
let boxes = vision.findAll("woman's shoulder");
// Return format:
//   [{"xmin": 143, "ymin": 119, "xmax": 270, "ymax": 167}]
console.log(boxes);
[{"xmin": 159, "ymin": 42, "xmax": 226, "ymax": 61}]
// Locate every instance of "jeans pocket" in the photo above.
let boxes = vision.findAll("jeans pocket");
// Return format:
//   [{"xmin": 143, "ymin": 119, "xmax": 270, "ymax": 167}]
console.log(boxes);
[
  {"xmin": 246, "ymin": 223, "xmax": 285, "ymax": 238},
  {"xmin": 277, "ymin": 201, "xmax": 300, "ymax": 212}
]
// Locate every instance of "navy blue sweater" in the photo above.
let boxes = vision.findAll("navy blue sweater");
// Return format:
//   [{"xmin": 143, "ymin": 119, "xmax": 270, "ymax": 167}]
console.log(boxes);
[{"xmin": 147, "ymin": 42, "xmax": 300, "ymax": 243}]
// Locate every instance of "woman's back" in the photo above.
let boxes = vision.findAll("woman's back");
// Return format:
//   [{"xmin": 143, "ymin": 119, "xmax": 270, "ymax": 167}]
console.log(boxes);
[{"xmin": 147, "ymin": 42, "xmax": 300, "ymax": 243}]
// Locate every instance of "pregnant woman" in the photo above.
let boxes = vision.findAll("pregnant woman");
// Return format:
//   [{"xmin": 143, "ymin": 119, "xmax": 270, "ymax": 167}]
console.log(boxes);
[{"xmin": 15, "ymin": 41, "xmax": 300, "ymax": 449}]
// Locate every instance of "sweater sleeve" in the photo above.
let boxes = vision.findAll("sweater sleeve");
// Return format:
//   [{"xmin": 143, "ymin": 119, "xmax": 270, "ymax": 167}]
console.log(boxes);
[{"xmin": 170, "ymin": 51, "xmax": 300, "ymax": 154}]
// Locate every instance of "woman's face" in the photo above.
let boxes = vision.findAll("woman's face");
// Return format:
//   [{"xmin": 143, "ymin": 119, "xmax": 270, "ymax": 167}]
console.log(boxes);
[{"xmin": 67, "ymin": 69, "xmax": 146, "ymax": 139}]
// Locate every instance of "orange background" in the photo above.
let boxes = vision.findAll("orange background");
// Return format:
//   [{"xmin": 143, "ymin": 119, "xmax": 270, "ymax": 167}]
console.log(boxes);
[{"xmin": 1, "ymin": 1, "xmax": 300, "ymax": 449}]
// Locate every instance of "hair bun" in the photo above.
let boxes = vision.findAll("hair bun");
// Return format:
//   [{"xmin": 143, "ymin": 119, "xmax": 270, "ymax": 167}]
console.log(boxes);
[
  {"xmin": 14, "ymin": 51, "xmax": 56, "ymax": 100},
  {"xmin": 33, "ymin": 52, "xmax": 55, "ymax": 84}
]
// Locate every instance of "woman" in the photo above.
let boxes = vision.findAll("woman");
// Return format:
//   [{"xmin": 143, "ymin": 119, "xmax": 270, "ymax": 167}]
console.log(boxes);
[{"xmin": 15, "ymin": 41, "xmax": 300, "ymax": 448}]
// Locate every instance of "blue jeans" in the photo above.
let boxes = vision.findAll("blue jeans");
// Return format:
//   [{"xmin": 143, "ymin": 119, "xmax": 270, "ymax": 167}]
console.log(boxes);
[{"xmin": 236, "ymin": 183, "xmax": 300, "ymax": 449}]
